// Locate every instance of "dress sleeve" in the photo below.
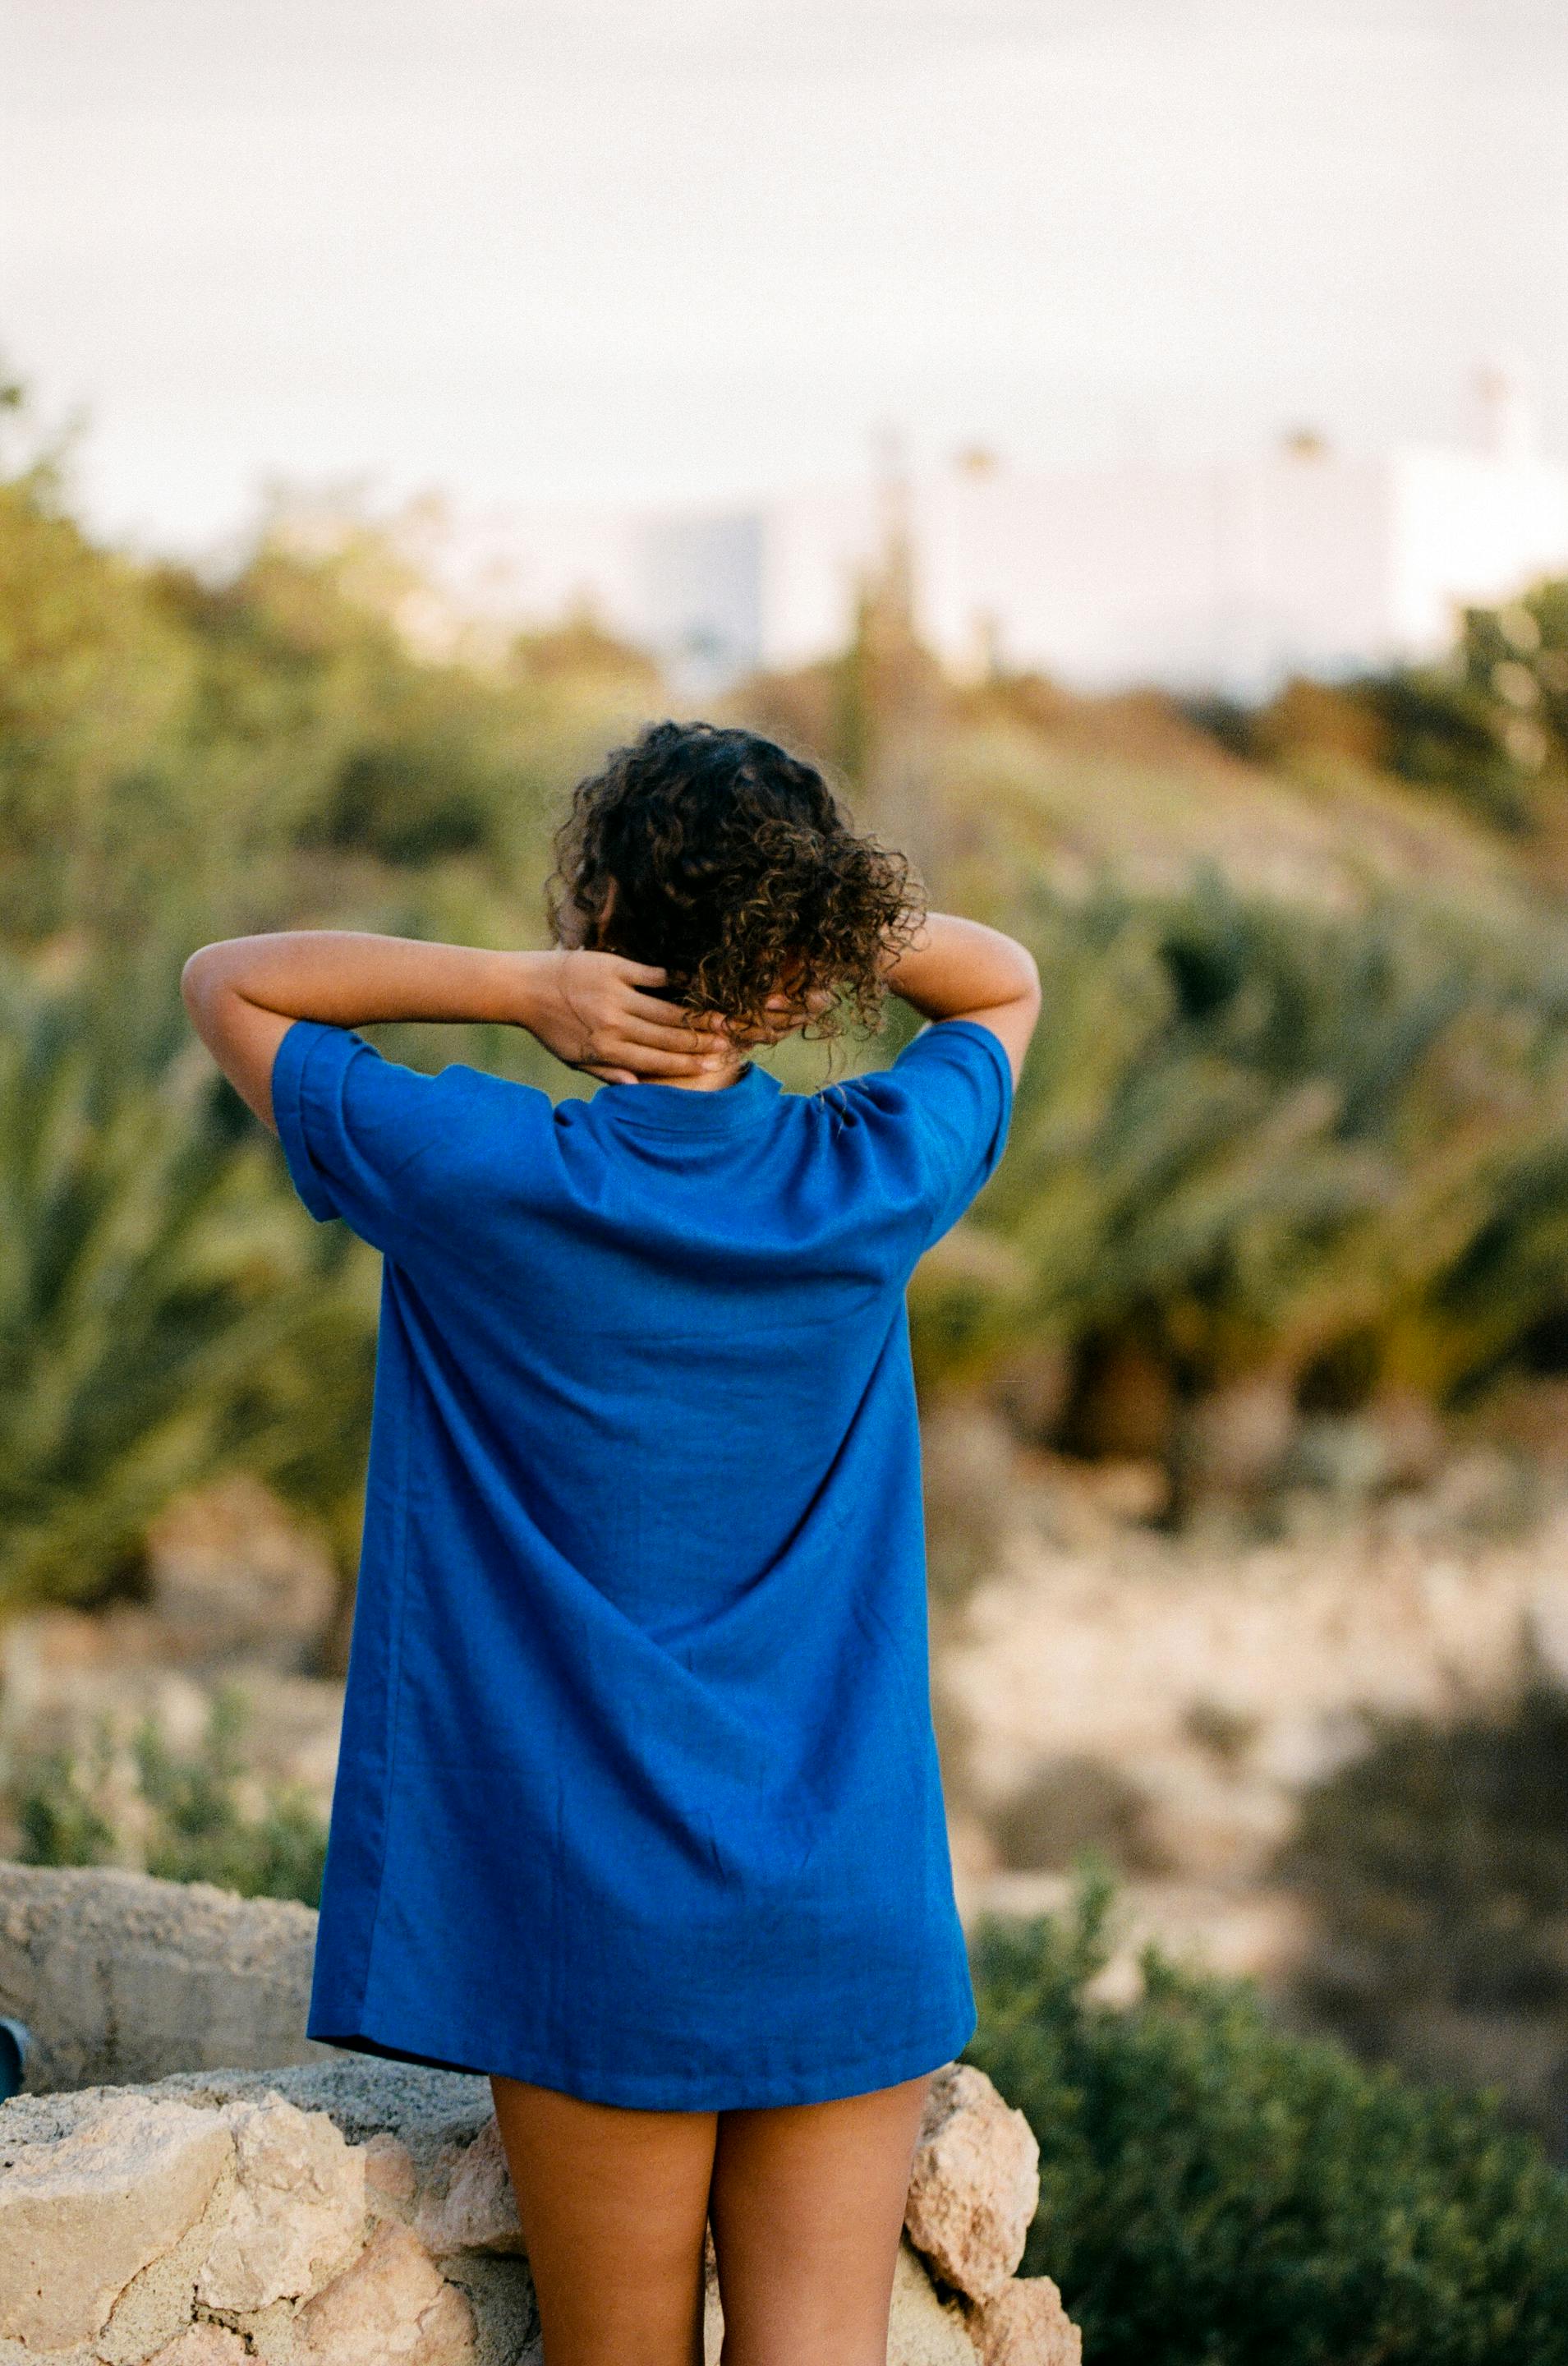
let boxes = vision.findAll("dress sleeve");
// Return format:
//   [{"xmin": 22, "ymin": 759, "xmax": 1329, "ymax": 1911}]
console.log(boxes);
[
  {"xmin": 844, "ymin": 1017, "xmax": 1015, "ymax": 1253},
  {"xmin": 269, "ymin": 1018, "xmax": 458, "ymax": 1258}
]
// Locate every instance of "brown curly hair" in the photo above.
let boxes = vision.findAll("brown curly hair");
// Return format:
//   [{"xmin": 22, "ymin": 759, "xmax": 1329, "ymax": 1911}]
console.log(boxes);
[{"xmin": 546, "ymin": 720, "xmax": 924, "ymax": 1041}]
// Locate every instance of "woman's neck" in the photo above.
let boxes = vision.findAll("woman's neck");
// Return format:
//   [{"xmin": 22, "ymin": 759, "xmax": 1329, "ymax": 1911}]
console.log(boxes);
[{"xmin": 646, "ymin": 1055, "xmax": 748, "ymax": 1093}]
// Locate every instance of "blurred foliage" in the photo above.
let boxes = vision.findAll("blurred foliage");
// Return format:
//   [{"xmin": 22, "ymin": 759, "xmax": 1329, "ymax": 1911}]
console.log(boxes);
[
  {"xmin": 1278, "ymin": 1682, "xmax": 1568, "ymax": 2160},
  {"xmin": 966, "ymin": 1870, "xmax": 1568, "ymax": 2365},
  {"xmin": 11, "ymin": 403, "xmax": 1568, "ymax": 1604},
  {"xmin": 1225, "ymin": 581, "xmax": 1568, "ymax": 841},
  {"xmin": 0, "ymin": 953, "xmax": 334, "ymax": 1609},
  {"xmin": 0, "ymin": 420, "xmax": 660, "ymax": 1618},
  {"xmin": 16, "ymin": 1685, "xmax": 328, "ymax": 1906},
  {"xmin": 907, "ymin": 869, "xmax": 1568, "ymax": 1469}
]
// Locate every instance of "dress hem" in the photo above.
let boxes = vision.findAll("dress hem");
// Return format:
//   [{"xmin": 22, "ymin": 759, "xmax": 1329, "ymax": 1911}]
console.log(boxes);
[{"xmin": 306, "ymin": 2005, "xmax": 978, "ymax": 2111}]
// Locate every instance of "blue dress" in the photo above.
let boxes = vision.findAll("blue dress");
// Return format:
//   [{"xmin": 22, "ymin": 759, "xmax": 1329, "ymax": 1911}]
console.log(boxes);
[{"xmin": 271, "ymin": 1013, "xmax": 1013, "ymax": 2110}]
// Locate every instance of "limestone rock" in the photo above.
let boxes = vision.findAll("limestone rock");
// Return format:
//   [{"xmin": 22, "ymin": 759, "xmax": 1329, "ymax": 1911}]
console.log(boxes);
[
  {"xmin": 146, "ymin": 2329, "xmax": 252, "ymax": 2364},
  {"xmin": 0, "ymin": 1861, "xmax": 324, "ymax": 2092},
  {"xmin": 904, "ymin": 2065, "xmax": 1039, "ymax": 2303},
  {"xmin": 0, "ymin": 2092, "xmax": 232, "ymax": 2349},
  {"xmin": 362, "ymin": 2129, "xmax": 419, "ymax": 2208},
  {"xmin": 295, "ymin": 2220, "xmax": 477, "ymax": 2364},
  {"xmin": 968, "ymin": 2274, "xmax": 1082, "ymax": 2365},
  {"xmin": 0, "ymin": 2046, "xmax": 1080, "ymax": 2366},
  {"xmin": 195, "ymin": 2095, "xmax": 365, "ymax": 2309},
  {"xmin": 413, "ymin": 2117, "xmax": 523, "ymax": 2258}
]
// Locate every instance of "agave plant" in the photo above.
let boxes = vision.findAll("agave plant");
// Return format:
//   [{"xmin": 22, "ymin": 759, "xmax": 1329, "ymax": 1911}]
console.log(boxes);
[
  {"xmin": 913, "ymin": 871, "xmax": 1568, "ymax": 1447},
  {"xmin": 0, "ymin": 953, "xmax": 371, "ymax": 1612}
]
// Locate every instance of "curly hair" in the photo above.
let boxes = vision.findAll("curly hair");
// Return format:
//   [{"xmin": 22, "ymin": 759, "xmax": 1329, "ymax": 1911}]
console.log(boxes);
[{"xmin": 546, "ymin": 720, "xmax": 924, "ymax": 1042}]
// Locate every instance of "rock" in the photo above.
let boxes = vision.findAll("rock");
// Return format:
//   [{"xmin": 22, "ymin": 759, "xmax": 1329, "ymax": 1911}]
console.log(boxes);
[
  {"xmin": 0, "ymin": 1861, "xmax": 325, "ymax": 2092},
  {"xmin": 0, "ymin": 2092, "xmax": 232, "ymax": 2348},
  {"xmin": 904, "ymin": 2065, "xmax": 1039, "ymax": 2303},
  {"xmin": 413, "ymin": 2116, "xmax": 524, "ymax": 2257},
  {"xmin": 195, "ymin": 2095, "xmax": 365, "ymax": 2309},
  {"xmin": 295, "ymin": 2220, "xmax": 477, "ymax": 2364},
  {"xmin": 147, "ymin": 2330, "xmax": 252, "ymax": 2364},
  {"xmin": 968, "ymin": 2274, "xmax": 1082, "ymax": 2365},
  {"xmin": 117, "ymin": 2056, "xmax": 503, "ymax": 2224},
  {"xmin": 363, "ymin": 2129, "xmax": 419, "ymax": 2207},
  {"xmin": 0, "ymin": 2046, "xmax": 1079, "ymax": 2366}
]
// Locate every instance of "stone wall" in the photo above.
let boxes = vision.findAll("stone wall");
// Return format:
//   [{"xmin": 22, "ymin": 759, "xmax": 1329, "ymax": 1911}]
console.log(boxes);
[
  {"xmin": 0, "ymin": 1864, "xmax": 1079, "ymax": 2363},
  {"xmin": 0, "ymin": 1867, "xmax": 326, "ymax": 2092},
  {"xmin": 0, "ymin": 2056, "xmax": 1079, "ymax": 2365}
]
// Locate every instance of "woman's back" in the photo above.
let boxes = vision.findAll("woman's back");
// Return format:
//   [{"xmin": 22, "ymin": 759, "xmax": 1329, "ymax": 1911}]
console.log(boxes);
[
  {"xmin": 280, "ymin": 1015, "xmax": 1006, "ymax": 1625},
  {"xmin": 272, "ymin": 1010, "xmax": 1013, "ymax": 2105}
]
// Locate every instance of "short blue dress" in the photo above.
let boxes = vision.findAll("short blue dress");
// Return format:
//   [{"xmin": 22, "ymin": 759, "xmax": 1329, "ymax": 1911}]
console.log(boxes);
[{"xmin": 271, "ymin": 1012, "xmax": 1013, "ymax": 2109}]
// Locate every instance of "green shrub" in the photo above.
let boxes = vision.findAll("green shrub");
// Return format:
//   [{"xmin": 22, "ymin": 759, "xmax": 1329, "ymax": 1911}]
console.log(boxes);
[
  {"xmin": 965, "ymin": 1869, "xmax": 1568, "ymax": 2365},
  {"xmin": 14, "ymin": 1686, "xmax": 327, "ymax": 1908}
]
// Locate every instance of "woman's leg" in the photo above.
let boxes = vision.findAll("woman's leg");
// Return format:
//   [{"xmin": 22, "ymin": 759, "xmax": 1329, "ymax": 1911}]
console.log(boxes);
[
  {"xmin": 490, "ymin": 2073, "xmax": 719, "ymax": 2366},
  {"xmin": 707, "ymin": 2072, "xmax": 934, "ymax": 2366}
]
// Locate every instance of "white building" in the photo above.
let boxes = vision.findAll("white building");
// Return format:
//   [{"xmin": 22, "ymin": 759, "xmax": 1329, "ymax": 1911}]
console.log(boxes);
[{"xmin": 445, "ymin": 374, "xmax": 1568, "ymax": 697}]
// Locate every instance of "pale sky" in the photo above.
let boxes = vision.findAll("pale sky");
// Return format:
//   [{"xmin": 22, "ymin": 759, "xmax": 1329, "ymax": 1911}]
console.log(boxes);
[{"xmin": 2, "ymin": 0, "xmax": 1566, "ymax": 554}]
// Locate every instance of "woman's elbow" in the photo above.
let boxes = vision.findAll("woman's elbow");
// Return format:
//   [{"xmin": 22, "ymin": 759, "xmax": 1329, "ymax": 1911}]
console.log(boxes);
[
  {"xmin": 181, "ymin": 946, "xmax": 212, "ymax": 1013},
  {"xmin": 181, "ymin": 942, "xmax": 237, "ymax": 1035}
]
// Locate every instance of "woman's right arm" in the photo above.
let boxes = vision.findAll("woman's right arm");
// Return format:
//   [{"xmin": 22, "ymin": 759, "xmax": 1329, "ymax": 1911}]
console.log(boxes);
[
  {"xmin": 182, "ymin": 932, "xmax": 726, "ymax": 1127},
  {"xmin": 881, "ymin": 914, "xmax": 1041, "ymax": 1082}
]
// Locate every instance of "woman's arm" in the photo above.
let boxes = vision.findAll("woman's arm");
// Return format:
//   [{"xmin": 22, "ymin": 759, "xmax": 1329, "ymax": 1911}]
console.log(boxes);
[
  {"xmin": 181, "ymin": 932, "xmax": 727, "ymax": 1129},
  {"xmin": 881, "ymin": 913, "xmax": 1040, "ymax": 1082}
]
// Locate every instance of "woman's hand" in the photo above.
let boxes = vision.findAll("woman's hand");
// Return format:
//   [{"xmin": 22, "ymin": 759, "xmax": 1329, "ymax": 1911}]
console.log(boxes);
[
  {"xmin": 513, "ymin": 950, "xmax": 729, "ymax": 1085},
  {"xmin": 181, "ymin": 931, "xmax": 733, "ymax": 1125}
]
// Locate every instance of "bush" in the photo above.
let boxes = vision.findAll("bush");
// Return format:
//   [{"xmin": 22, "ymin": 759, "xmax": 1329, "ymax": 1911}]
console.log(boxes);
[
  {"xmin": 14, "ymin": 1685, "xmax": 327, "ymax": 1907},
  {"xmin": 964, "ymin": 1869, "xmax": 1568, "ymax": 2365}
]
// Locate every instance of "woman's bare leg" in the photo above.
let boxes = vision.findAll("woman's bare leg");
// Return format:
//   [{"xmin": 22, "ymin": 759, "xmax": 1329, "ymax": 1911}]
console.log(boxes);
[
  {"xmin": 708, "ymin": 2072, "xmax": 934, "ymax": 2366},
  {"xmin": 490, "ymin": 2073, "xmax": 719, "ymax": 2366}
]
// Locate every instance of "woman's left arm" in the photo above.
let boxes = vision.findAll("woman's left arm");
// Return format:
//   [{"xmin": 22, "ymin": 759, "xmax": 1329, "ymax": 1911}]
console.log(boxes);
[{"xmin": 181, "ymin": 932, "xmax": 728, "ymax": 1129}]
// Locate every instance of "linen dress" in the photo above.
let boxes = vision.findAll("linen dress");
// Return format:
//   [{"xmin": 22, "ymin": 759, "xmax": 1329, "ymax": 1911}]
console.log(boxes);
[{"xmin": 271, "ymin": 1011, "xmax": 1014, "ymax": 2110}]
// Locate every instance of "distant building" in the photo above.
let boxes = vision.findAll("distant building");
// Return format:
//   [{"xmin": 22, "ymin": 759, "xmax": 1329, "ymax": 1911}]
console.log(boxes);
[{"xmin": 448, "ymin": 372, "xmax": 1568, "ymax": 696}]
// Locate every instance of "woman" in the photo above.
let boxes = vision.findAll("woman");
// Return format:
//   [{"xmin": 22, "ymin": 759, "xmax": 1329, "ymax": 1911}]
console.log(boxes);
[{"xmin": 182, "ymin": 720, "xmax": 1039, "ymax": 2366}]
